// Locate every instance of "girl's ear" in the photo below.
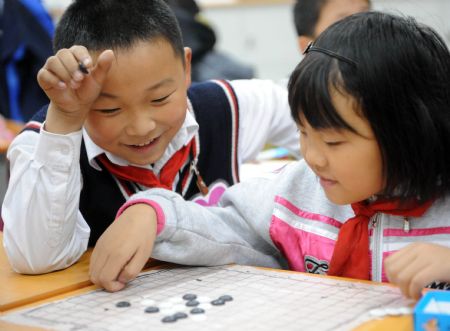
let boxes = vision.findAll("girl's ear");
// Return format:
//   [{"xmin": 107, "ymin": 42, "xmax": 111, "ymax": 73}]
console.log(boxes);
[
  {"xmin": 298, "ymin": 36, "xmax": 313, "ymax": 54},
  {"xmin": 183, "ymin": 47, "xmax": 192, "ymax": 87}
]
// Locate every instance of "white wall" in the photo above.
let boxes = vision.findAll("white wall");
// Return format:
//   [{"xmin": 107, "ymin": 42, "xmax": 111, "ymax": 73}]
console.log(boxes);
[{"xmin": 202, "ymin": 0, "xmax": 450, "ymax": 80}]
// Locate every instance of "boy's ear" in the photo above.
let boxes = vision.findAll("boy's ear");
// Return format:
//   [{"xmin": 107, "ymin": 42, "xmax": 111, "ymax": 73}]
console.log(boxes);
[
  {"xmin": 298, "ymin": 36, "xmax": 313, "ymax": 54},
  {"xmin": 184, "ymin": 47, "xmax": 192, "ymax": 87}
]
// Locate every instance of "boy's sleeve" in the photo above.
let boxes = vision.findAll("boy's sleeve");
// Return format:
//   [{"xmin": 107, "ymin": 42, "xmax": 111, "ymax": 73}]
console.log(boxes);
[
  {"xmin": 2, "ymin": 126, "xmax": 90, "ymax": 274},
  {"xmin": 230, "ymin": 79, "xmax": 301, "ymax": 162},
  {"xmin": 122, "ymin": 175, "xmax": 284, "ymax": 269}
]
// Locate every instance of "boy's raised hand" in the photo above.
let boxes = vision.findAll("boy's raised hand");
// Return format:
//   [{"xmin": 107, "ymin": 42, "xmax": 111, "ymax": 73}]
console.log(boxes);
[
  {"xmin": 37, "ymin": 46, "xmax": 115, "ymax": 134},
  {"xmin": 385, "ymin": 242, "xmax": 450, "ymax": 300},
  {"xmin": 89, "ymin": 204, "xmax": 158, "ymax": 292}
]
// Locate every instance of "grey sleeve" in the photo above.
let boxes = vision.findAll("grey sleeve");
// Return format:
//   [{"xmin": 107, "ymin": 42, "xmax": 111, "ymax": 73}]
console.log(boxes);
[{"xmin": 128, "ymin": 176, "xmax": 285, "ymax": 269}]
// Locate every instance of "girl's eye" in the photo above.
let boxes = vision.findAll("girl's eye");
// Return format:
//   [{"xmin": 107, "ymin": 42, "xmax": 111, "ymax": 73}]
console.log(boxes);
[{"xmin": 325, "ymin": 141, "xmax": 342, "ymax": 146}]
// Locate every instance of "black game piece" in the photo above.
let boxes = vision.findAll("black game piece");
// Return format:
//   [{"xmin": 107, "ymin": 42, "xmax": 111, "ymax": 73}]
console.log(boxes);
[
  {"xmin": 162, "ymin": 315, "xmax": 177, "ymax": 323},
  {"xmin": 211, "ymin": 299, "xmax": 225, "ymax": 306},
  {"xmin": 182, "ymin": 294, "xmax": 197, "ymax": 301},
  {"xmin": 174, "ymin": 312, "xmax": 188, "ymax": 319},
  {"xmin": 219, "ymin": 295, "xmax": 233, "ymax": 302},
  {"xmin": 144, "ymin": 306, "xmax": 160, "ymax": 313},
  {"xmin": 186, "ymin": 300, "xmax": 200, "ymax": 307},
  {"xmin": 115, "ymin": 301, "xmax": 131, "ymax": 308},
  {"xmin": 78, "ymin": 61, "xmax": 89, "ymax": 74},
  {"xmin": 190, "ymin": 307, "xmax": 205, "ymax": 314}
]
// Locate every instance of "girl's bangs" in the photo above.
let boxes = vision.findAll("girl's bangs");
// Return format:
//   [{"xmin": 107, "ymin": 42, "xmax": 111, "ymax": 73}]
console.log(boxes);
[{"xmin": 288, "ymin": 55, "xmax": 355, "ymax": 132}]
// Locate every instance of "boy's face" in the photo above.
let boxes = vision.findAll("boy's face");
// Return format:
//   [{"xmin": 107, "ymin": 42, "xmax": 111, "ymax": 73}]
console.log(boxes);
[
  {"xmin": 298, "ymin": 0, "xmax": 370, "ymax": 53},
  {"xmin": 299, "ymin": 89, "xmax": 384, "ymax": 205},
  {"xmin": 314, "ymin": 0, "xmax": 370, "ymax": 37},
  {"xmin": 85, "ymin": 40, "xmax": 191, "ymax": 165}
]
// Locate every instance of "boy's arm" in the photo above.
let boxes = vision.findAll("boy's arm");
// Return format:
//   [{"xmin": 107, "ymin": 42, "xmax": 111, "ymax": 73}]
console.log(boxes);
[
  {"xmin": 2, "ymin": 46, "xmax": 115, "ymax": 274},
  {"xmin": 230, "ymin": 79, "xmax": 300, "ymax": 162},
  {"xmin": 2, "ymin": 127, "xmax": 90, "ymax": 273}
]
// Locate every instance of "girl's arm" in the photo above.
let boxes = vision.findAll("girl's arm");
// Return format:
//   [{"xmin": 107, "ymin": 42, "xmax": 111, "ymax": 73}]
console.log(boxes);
[
  {"xmin": 385, "ymin": 242, "xmax": 450, "ymax": 299},
  {"xmin": 89, "ymin": 174, "xmax": 285, "ymax": 291},
  {"xmin": 2, "ymin": 128, "xmax": 90, "ymax": 274}
]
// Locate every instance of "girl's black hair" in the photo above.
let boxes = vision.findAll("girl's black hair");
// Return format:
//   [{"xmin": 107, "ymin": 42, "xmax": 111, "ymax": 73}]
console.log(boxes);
[
  {"xmin": 288, "ymin": 11, "xmax": 450, "ymax": 202},
  {"xmin": 53, "ymin": 0, "xmax": 184, "ymax": 62}
]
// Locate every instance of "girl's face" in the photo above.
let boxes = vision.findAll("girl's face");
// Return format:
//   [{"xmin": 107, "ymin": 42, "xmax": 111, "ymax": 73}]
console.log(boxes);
[{"xmin": 299, "ymin": 90, "xmax": 384, "ymax": 205}]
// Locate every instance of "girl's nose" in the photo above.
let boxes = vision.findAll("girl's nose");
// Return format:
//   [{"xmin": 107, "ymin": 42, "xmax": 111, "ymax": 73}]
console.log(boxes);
[{"xmin": 303, "ymin": 143, "xmax": 327, "ymax": 170}]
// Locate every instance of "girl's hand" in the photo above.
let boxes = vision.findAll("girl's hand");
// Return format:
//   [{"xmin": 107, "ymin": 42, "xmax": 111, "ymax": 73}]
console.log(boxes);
[
  {"xmin": 89, "ymin": 204, "xmax": 158, "ymax": 292},
  {"xmin": 37, "ymin": 46, "xmax": 115, "ymax": 134},
  {"xmin": 385, "ymin": 242, "xmax": 450, "ymax": 300}
]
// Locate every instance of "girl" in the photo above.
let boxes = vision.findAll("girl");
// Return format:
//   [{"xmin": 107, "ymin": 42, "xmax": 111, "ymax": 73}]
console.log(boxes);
[{"xmin": 89, "ymin": 11, "xmax": 450, "ymax": 298}]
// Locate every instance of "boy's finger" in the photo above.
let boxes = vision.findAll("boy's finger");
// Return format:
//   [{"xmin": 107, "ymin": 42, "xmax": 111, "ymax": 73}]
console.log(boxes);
[
  {"xmin": 90, "ymin": 50, "xmax": 114, "ymax": 86},
  {"xmin": 41, "ymin": 56, "xmax": 73, "ymax": 86},
  {"xmin": 37, "ymin": 68, "xmax": 67, "ymax": 91},
  {"xmin": 69, "ymin": 45, "xmax": 92, "ymax": 70},
  {"xmin": 55, "ymin": 48, "xmax": 85, "ymax": 83}
]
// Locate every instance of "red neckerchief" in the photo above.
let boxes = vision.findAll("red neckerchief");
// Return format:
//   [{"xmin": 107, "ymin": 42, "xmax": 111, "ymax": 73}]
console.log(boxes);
[
  {"xmin": 327, "ymin": 198, "xmax": 434, "ymax": 280},
  {"xmin": 96, "ymin": 139, "xmax": 194, "ymax": 190}
]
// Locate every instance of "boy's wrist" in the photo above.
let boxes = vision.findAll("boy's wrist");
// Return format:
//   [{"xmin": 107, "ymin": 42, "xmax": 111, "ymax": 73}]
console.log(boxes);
[{"xmin": 45, "ymin": 103, "xmax": 88, "ymax": 134}]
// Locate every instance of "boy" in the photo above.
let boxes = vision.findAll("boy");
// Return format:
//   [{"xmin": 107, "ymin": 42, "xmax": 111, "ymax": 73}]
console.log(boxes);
[
  {"xmin": 2, "ymin": 0, "xmax": 299, "ymax": 276},
  {"xmin": 293, "ymin": 0, "xmax": 371, "ymax": 53}
]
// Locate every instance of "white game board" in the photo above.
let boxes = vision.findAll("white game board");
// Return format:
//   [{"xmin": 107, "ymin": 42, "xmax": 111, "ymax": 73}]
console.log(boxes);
[{"xmin": 1, "ymin": 265, "xmax": 411, "ymax": 331}]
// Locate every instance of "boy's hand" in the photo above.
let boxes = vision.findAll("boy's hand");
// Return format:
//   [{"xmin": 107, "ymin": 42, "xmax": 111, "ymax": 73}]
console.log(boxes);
[
  {"xmin": 385, "ymin": 242, "xmax": 450, "ymax": 300},
  {"xmin": 37, "ymin": 46, "xmax": 115, "ymax": 134},
  {"xmin": 89, "ymin": 204, "xmax": 158, "ymax": 292}
]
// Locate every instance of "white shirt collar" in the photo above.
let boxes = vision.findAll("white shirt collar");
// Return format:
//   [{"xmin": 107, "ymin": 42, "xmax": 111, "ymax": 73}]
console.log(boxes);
[{"xmin": 84, "ymin": 109, "xmax": 198, "ymax": 175}]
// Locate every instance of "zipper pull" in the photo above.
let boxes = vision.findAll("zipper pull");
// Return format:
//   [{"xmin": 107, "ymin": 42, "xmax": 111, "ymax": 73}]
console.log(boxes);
[
  {"xmin": 403, "ymin": 217, "xmax": 410, "ymax": 233},
  {"xmin": 190, "ymin": 160, "xmax": 209, "ymax": 196},
  {"xmin": 371, "ymin": 216, "xmax": 378, "ymax": 228}
]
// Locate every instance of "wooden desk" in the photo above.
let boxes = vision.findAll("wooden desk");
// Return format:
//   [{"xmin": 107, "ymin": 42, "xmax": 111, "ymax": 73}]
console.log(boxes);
[
  {"xmin": 0, "ymin": 233, "xmax": 92, "ymax": 313},
  {"xmin": 0, "ymin": 233, "xmax": 413, "ymax": 330}
]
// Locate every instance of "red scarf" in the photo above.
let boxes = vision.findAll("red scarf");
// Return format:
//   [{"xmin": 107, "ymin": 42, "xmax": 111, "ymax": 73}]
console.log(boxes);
[
  {"xmin": 96, "ymin": 139, "xmax": 194, "ymax": 190},
  {"xmin": 327, "ymin": 198, "xmax": 434, "ymax": 280}
]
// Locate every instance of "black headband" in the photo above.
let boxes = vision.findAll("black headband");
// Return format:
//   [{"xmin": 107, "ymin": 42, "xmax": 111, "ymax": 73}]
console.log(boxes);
[{"xmin": 303, "ymin": 42, "xmax": 358, "ymax": 66}]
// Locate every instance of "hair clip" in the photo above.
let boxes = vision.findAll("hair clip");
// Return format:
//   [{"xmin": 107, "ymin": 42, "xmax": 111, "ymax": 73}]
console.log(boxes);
[{"xmin": 303, "ymin": 41, "xmax": 358, "ymax": 66}]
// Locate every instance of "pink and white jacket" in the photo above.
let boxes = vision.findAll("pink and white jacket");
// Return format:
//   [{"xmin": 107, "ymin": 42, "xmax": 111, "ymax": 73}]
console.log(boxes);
[{"xmin": 122, "ymin": 160, "xmax": 450, "ymax": 282}]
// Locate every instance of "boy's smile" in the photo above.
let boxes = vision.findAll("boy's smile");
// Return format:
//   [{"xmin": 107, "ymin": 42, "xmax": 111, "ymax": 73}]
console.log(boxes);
[{"xmin": 84, "ymin": 39, "xmax": 192, "ymax": 166}]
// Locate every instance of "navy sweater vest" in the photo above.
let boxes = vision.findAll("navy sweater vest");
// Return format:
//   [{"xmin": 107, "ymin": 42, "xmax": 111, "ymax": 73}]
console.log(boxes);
[{"xmin": 24, "ymin": 80, "xmax": 240, "ymax": 245}]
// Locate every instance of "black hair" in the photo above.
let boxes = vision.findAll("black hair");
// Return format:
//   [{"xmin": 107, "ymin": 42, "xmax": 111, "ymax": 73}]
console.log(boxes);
[
  {"xmin": 53, "ymin": 0, "xmax": 184, "ymax": 62},
  {"xmin": 293, "ymin": 0, "xmax": 371, "ymax": 37},
  {"xmin": 293, "ymin": 0, "xmax": 326, "ymax": 37},
  {"xmin": 288, "ymin": 11, "xmax": 450, "ymax": 202}
]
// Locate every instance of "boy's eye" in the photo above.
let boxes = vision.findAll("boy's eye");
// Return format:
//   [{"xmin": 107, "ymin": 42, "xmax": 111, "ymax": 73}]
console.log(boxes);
[
  {"xmin": 152, "ymin": 93, "xmax": 172, "ymax": 103},
  {"xmin": 96, "ymin": 108, "xmax": 120, "ymax": 114}
]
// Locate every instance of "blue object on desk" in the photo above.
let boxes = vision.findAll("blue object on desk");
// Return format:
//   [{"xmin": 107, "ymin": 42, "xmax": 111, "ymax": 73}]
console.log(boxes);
[
  {"xmin": 414, "ymin": 291, "xmax": 450, "ymax": 331},
  {"xmin": 256, "ymin": 147, "xmax": 290, "ymax": 161}
]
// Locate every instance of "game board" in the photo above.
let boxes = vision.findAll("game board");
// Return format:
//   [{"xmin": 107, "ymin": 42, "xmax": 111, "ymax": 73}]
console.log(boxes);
[{"xmin": 1, "ymin": 265, "xmax": 412, "ymax": 331}]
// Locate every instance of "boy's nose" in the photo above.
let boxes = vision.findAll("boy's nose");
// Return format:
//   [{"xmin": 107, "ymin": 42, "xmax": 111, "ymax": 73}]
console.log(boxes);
[{"xmin": 125, "ymin": 116, "xmax": 157, "ymax": 136}]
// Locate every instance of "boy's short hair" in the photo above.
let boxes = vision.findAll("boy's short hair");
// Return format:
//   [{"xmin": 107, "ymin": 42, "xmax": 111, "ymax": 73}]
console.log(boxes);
[
  {"xmin": 293, "ymin": 0, "xmax": 371, "ymax": 37},
  {"xmin": 293, "ymin": 0, "xmax": 327, "ymax": 37},
  {"xmin": 53, "ymin": 0, "xmax": 184, "ymax": 62},
  {"xmin": 288, "ymin": 12, "xmax": 450, "ymax": 201}
]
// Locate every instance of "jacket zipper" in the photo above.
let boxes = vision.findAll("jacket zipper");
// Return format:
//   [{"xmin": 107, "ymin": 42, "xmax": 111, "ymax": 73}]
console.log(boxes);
[{"xmin": 370, "ymin": 213, "xmax": 383, "ymax": 282}]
